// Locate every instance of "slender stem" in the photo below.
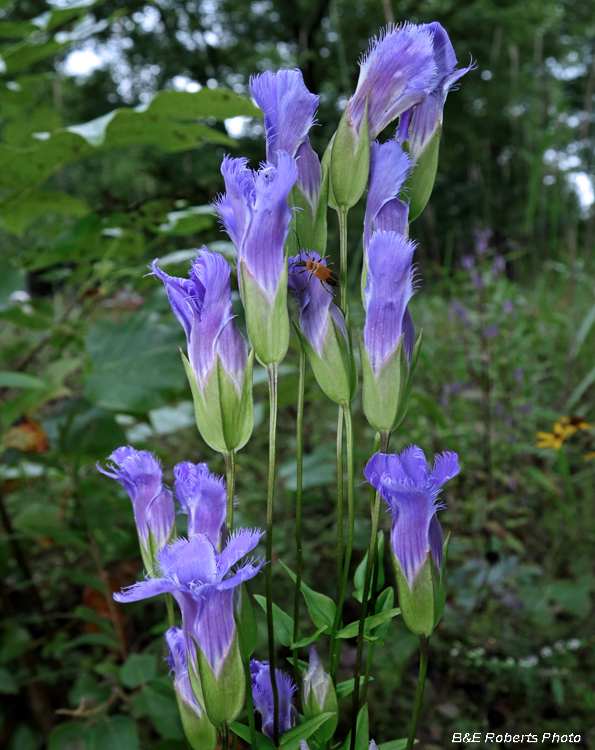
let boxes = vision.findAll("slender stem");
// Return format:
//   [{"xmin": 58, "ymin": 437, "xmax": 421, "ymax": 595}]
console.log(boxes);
[
  {"xmin": 350, "ymin": 431, "xmax": 389, "ymax": 747},
  {"xmin": 338, "ymin": 208, "xmax": 349, "ymax": 316},
  {"xmin": 220, "ymin": 725, "xmax": 230, "ymax": 750},
  {"xmin": 241, "ymin": 649, "xmax": 258, "ymax": 750},
  {"xmin": 336, "ymin": 407, "xmax": 344, "ymax": 601},
  {"xmin": 224, "ymin": 450, "xmax": 236, "ymax": 541},
  {"xmin": 406, "ymin": 636, "xmax": 430, "ymax": 750},
  {"xmin": 265, "ymin": 364, "xmax": 280, "ymax": 746},
  {"xmin": 329, "ymin": 403, "xmax": 355, "ymax": 683},
  {"xmin": 292, "ymin": 346, "xmax": 306, "ymax": 693}
]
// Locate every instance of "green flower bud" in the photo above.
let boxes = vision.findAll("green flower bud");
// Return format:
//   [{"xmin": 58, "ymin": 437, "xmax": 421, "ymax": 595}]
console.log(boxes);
[{"xmin": 302, "ymin": 646, "xmax": 338, "ymax": 745}]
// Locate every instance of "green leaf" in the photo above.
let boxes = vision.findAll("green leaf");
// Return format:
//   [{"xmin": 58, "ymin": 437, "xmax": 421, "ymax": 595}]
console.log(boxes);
[
  {"xmin": 279, "ymin": 713, "xmax": 336, "ymax": 750},
  {"xmin": 0, "ymin": 666, "xmax": 18, "ymax": 694},
  {"xmin": 87, "ymin": 716, "xmax": 139, "ymax": 750},
  {"xmin": 379, "ymin": 740, "xmax": 410, "ymax": 750},
  {"xmin": 229, "ymin": 723, "xmax": 275, "ymax": 750},
  {"xmin": 0, "ymin": 371, "xmax": 45, "ymax": 389},
  {"xmin": 84, "ymin": 313, "xmax": 186, "ymax": 413},
  {"xmin": 0, "ymin": 190, "xmax": 89, "ymax": 235},
  {"xmin": 48, "ymin": 722, "xmax": 89, "ymax": 750},
  {"xmin": 291, "ymin": 626, "xmax": 327, "ymax": 650},
  {"xmin": 335, "ymin": 676, "xmax": 374, "ymax": 699},
  {"xmin": 279, "ymin": 560, "xmax": 336, "ymax": 632},
  {"xmin": 157, "ymin": 205, "xmax": 215, "ymax": 235},
  {"xmin": 132, "ymin": 687, "xmax": 184, "ymax": 739},
  {"xmin": 254, "ymin": 594, "xmax": 297, "ymax": 648},
  {"xmin": 120, "ymin": 654, "xmax": 157, "ymax": 688},
  {"xmin": 336, "ymin": 608, "xmax": 400, "ymax": 639}
]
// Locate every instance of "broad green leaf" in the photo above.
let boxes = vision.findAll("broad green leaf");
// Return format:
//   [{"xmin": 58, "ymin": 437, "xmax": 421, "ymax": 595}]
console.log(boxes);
[
  {"xmin": 87, "ymin": 716, "xmax": 139, "ymax": 750},
  {"xmin": 254, "ymin": 594, "xmax": 297, "ymax": 648},
  {"xmin": 0, "ymin": 371, "xmax": 45, "ymax": 389},
  {"xmin": 291, "ymin": 626, "xmax": 327, "ymax": 650},
  {"xmin": 229, "ymin": 722, "xmax": 275, "ymax": 750},
  {"xmin": 84, "ymin": 313, "xmax": 186, "ymax": 413},
  {"xmin": 132, "ymin": 687, "xmax": 184, "ymax": 739},
  {"xmin": 0, "ymin": 190, "xmax": 88, "ymax": 235},
  {"xmin": 379, "ymin": 741, "xmax": 411, "ymax": 750},
  {"xmin": 120, "ymin": 654, "xmax": 157, "ymax": 688},
  {"xmin": 279, "ymin": 713, "xmax": 336, "ymax": 750},
  {"xmin": 279, "ymin": 560, "xmax": 336, "ymax": 631},
  {"xmin": 335, "ymin": 676, "xmax": 374, "ymax": 699},
  {"xmin": 0, "ymin": 666, "xmax": 18, "ymax": 694},
  {"xmin": 157, "ymin": 205, "xmax": 215, "ymax": 235},
  {"xmin": 48, "ymin": 722, "xmax": 89, "ymax": 750},
  {"xmin": 43, "ymin": 399, "xmax": 127, "ymax": 458},
  {"xmin": 336, "ymin": 606, "xmax": 401, "ymax": 640}
]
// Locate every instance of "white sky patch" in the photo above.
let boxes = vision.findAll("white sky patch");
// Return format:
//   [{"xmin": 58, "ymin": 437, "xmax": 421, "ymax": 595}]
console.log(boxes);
[
  {"xmin": 62, "ymin": 47, "xmax": 104, "ymax": 77},
  {"xmin": 225, "ymin": 116, "xmax": 251, "ymax": 138},
  {"xmin": 546, "ymin": 56, "xmax": 587, "ymax": 81},
  {"xmin": 567, "ymin": 172, "xmax": 595, "ymax": 214},
  {"xmin": 171, "ymin": 75, "xmax": 202, "ymax": 92}
]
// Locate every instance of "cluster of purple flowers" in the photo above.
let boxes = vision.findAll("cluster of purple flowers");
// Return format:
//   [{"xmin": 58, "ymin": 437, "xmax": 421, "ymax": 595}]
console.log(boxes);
[{"xmin": 95, "ymin": 17, "xmax": 470, "ymax": 748}]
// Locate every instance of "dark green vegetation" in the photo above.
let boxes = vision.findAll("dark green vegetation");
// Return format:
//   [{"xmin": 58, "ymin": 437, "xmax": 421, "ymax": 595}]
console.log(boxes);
[{"xmin": 1, "ymin": 0, "xmax": 594, "ymax": 748}]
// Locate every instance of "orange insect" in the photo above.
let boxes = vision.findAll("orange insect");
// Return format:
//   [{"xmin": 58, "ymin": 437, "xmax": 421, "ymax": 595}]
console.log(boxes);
[{"xmin": 292, "ymin": 253, "xmax": 339, "ymax": 294}]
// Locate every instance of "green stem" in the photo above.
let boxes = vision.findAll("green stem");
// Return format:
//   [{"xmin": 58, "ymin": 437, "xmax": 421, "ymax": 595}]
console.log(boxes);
[
  {"xmin": 266, "ymin": 364, "xmax": 280, "ymax": 746},
  {"xmin": 241, "ymin": 648, "xmax": 258, "ymax": 750},
  {"xmin": 405, "ymin": 636, "xmax": 430, "ymax": 750},
  {"xmin": 292, "ymin": 346, "xmax": 306, "ymax": 693},
  {"xmin": 223, "ymin": 450, "xmax": 236, "ymax": 541},
  {"xmin": 350, "ymin": 431, "xmax": 389, "ymax": 747},
  {"xmin": 165, "ymin": 593, "xmax": 175, "ymax": 629},
  {"xmin": 336, "ymin": 407, "xmax": 344, "ymax": 602},
  {"xmin": 220, "ymin": 724, "xmax": 230, "ymax": 750},
  {"xmin": 330, "ymin": 403, "xmax": 355, "ymax": 683},
  {"xmin": 338, "ymin": 208, "xmax": 349, "ymax": 316}
]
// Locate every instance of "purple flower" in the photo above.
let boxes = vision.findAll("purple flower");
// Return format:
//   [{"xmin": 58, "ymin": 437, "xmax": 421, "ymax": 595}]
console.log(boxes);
[
  {"xmin": 98, "ymin": 447, "xmax": 175, "ymax": 559},
  {"xmin": 514, "ymin": 367, "xmax": 524, "ymax": 386},
  {"xmin": 364, "ymin": 139, "xmax": 412, "ymax": 252},
  {"xmin": 250, "ymin": 660, "xmax": 298, "ymax": 739},
  {"xmin": 364, "ymin": 445, "xmax": 460, "ymax": 587},
  {"xmin": 474, "ymin": 228, "xmax": 493, "ymax": 254},
  {"xmin": 348, "ymin": 23, "xmax": 436, "ymax": 141},
  {"xmin": 165, "ymin": 626, "xmax": 204, "ymax": 715},
  {"xmin": 397, "ymin": 23, "xmax": 473, "ymax": 160},
  {"xmin": 114, "ymin": 531, "xmax": 263, "ymax": 676},
  {"xmin": 502, "ymin": 299, "xmax": 514, "ymax": 314},
  {"xmin": 288, "ymin": 251, "xmax": 347, "ymax": 355},
  {"xmin": 491, "ymin": 254, "xmax": 505, "ymax": 277},
  {"xmin": 482, "ymin": 324, "xmax": 499, "ymax": 340},
  {"xmin": 363, "ymin": 230, "xmax": 417, "ymax": 371},
  {"xmin": 249, "ymin": 69, "xmax": 321, "ymax": 211},
  {"xmin": 461, "ymin": 254, "xmax": 475, "ymax": 272},
  {"xmin": 215, "ymin": 153, "xmax": 298, "ymax": 304},
  {"xmin": 151, "ymin": 250, "xmax": 248, "ymax": 395},
  {"xmin": 174, "ymin": 462, "xmax": 226, "ymax": 548}
]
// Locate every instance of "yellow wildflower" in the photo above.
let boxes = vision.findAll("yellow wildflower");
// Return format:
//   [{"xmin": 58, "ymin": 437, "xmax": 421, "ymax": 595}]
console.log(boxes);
[{"xmin": 583, "ymin": 452, "xmax": 595, "ymax": 462}]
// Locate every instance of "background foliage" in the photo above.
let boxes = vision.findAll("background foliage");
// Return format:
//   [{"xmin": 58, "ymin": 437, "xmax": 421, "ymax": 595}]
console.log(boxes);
[{"xmin": 1, "ymin": 0, "xmax": 594, "ymax": 748}]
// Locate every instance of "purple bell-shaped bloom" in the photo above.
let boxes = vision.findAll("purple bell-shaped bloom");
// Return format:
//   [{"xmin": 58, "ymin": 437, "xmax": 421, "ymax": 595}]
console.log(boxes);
[
  {"xmin": 365, "ymin": 446, "xmax": 460, "ymax": 635},
  {"xmin": 250, "ymin": 660, "xmax": 299, "ymax": 739},
  {"xmin": 97, "ymin": 447, "xmax": 175, "ymax": 572},
  {"xmin": 397, "ymin": 22, "xmax": 474, "ymax": 161},
  {"xmin": 215, "ymin": 152, "xmax": 298, "ymax": 366},
  {"xmin": 114, "ymin": 530, "xmax": 263, "ymax": 677},
  {"xmin": 249, "ymin": 69, "xmax": 321, "ymax": 213},
  {"xmin": 348, "ymin": 23, "xmax": 436, "ymax": 142},
  {"xmin": 165, "ymin": 626, "xmax": 217, "ymax": 750},
  {"xmin": 151, "ymin": 250, "xmax": 254, "ymax": 454},
  {"xmin": 174, "ymin": 462, "xmax": 226, "ymax": 548}
]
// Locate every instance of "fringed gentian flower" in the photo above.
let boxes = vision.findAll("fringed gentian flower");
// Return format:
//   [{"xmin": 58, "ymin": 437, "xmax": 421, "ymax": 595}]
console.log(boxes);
[
  {"xmin": 348, "ymin": 23, "xmax": 436, "ymax": 141},
  {"xmin": 364, "ymin": 445, "xmax": 460, "ymax": 635},
  {"xmin": 360, "ymin": 230, "xmax": 418, "ymax": 434},
  {"xmin": 397, "ymin": 22, "xmax": 473, "ymax": 162},
  {"xmin": 174, "ymin": 462, "xmax": 226, "ymax": 548},
  {"xmin": 97, "ymin": 447, "xmax": 175, "ymax": 574},
  {"xmin": 288, "ymin": 250, "xmax": 355, "ymax": 406},
  {"xmin": 215, "ymin": 152, "xmax": 298, "ymax": 366},
  {"xmin": 115, "ymin": 530, "xmax": 264, "ymax": 725},
  {"xmin": 249, "ymin": 69, "xmax": 322, "ymax": 218},
  {"xmin": 302, "ymin": 646, "xmax": 337, "ymax": 744},
  {"xmin": 151, "ymin": 250, "xmax": 254, "ymax": 455},
  {"xmin": 165, "ymin": 626, "xmax": 217, "ymax": 750},
  {"xmin": 250, "ymin": 660, "xmax": 298, "ymax": 739}
]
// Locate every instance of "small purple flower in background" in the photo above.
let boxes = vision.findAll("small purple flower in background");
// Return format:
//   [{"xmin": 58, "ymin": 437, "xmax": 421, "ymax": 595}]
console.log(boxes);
[
  {"xmin": 288, "ymin": 251, "xmax": 347, "ymax": 355},
  {"xmin": 461, "ymin": 254, "xmax": 475, "ymax": 272},
  {"xmin": 215, "ymin": 153, "xmax": 297, "ymax": 305},
  {"xmin": 397, "ymin": 22, "xmax": 474, "ymax": 160},
  {"xmin": 450, "ymin": 299, "xmax": 471, "ymax": 327},
  {"xmin": 502, "ymin": 299, "xmax": 514, "ymax": 315},
  {"xmin": 491, "ymin": 254, "xmax": 506, "ymax": 277},
  {"xmin": 250, "ymin": 660, "xmax": 298, "ymax": 739},
  {"xmin": 474, "ymin": 227, "xmax": 493, "ymax": 254},
  {"xmin": 249, "ymin": 69, "xmax": 321, "ymax": 212},
  {"xmin": 114, "ymin": 530, "xmax": 263, "ymax": 677},
  {"xmin": 348, "ymin": 23, "xmax": 436, "ymax": 141},
  {"xmin": 363, "ymin": 230, "xmax": 417, "ymax": 369},
  {"xmin": 98, "ymin": 447, "xmax": 175, "ymax": 570},
  {"xmin": 514, "ymin": 367, "xmax": 524, "ymax": 387},
  {"xmin": 451, "ymin": 380, "xmax": 464, "ymax": 395},
  {"xmin": 152, "ymin": 251, "xmax": 248, "ymax": 396},
  {"xmin": 494, "ymin": 402, "xmax": 505, "ymax": 418},
  {"xmin": 364, "ymin": 445, "xmax": 460, "ymax": 588},
  {"xmin": 471, "ymin": 271, "xmax": 483, "ymax": 289},
  {"xmin": 363, "ymin": 139, "xmax": 412, "ymax": 252},
  {"xmin": 482, "ymin": 324, "xmax": 499, "ymax": 340},
  {"xmin": 519, "ymin": 401, "xmax": 532, "ymax": 415},
  {"xmin": 174, "ymin": 462, "xmax": 226, "ymax": 548}
]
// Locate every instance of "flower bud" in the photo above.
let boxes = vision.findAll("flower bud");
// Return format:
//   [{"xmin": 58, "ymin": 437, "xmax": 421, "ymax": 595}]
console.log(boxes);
[
  {"xmin": 302, "ymin": 646, "xmax": 338, "ymax": 745},
  {"xmin": 327, "ymin": 98, "xmax": 370, "ymax": 211}
]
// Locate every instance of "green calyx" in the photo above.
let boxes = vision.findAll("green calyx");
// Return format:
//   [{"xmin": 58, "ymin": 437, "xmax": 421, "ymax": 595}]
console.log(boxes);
[
  {"xmin": 327, "ymin": 98, "xmax": 370, "ymax": 212},
  {"xmin": 181, "ymin": 349, "xmax": 254, "ymax": 454},
  {"xmin": 294, "ymin": 312, "xmax": 356, "ymax": 407},
  {"xmin": 175, "ymin": 690, "xmax": 217, "ymax": 750},
  {"xmin": 403, "ymin": 122, "xmax": 442, "ymax": 224},
  {"xmin": 304, "ymin": 677, "xmax": 338, "ymax": 745},
  {"xmin": 240, "ymin": 259, "xmax": 290, "ymax": 367},
  {"xmin": 393, "ymin": 533, "xmax": 450, "ymax": 636},
  {"xmin": 191, "ymin": 633, "xmax": 246, "ymax": 728},
  {"xmin": 290, "ymin": 166, "xmax": 329, "ymax": 254},
  {"xmin": 359, "ymin": 330, "xmax": 423, "ymax": 434}
]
